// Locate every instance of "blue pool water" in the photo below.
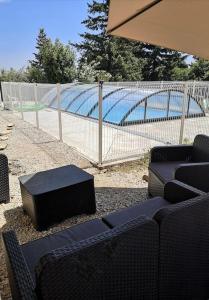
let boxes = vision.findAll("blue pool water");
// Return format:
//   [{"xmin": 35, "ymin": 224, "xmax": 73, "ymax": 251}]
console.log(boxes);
[{"xmin": 49, "ymin": 84, "xmax": 204, "ymax": 125}]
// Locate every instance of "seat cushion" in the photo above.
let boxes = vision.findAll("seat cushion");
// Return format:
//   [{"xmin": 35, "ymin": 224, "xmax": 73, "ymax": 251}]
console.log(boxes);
[
  {"xmin": 149, "ymin": 161, "xmax": 188, "ymax": 183},
  {"xmin": 102, "ymin": 197, "xmax": 171, "ymax": 228},
  {"xmin": 21, "ymin": 218, "xmax": 110, "ymax": 281}
]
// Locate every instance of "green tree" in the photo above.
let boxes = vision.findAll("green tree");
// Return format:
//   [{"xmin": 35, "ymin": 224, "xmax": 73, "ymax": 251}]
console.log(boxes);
[
  {"xmin": 42, "ymin": 39, "xmax": 77, "ymax": 83},
  {"xmin": 27, "ymin": 65, "xmax": 44, "ymax": 83},
  {"xmin": 188, "ymin": 58, "xmax": 209, "ymax": 80},
  {"xmin": 75, "ymin": 0, "xmax": 187, "ymax": 81},
  {"xmin": 135, "ymin": 45, "xmax": 188, "ymax": 81},
  {"xmin": 78, "ymin": 59, "xmax": 112, "ymax": 82},
  {"xmin": 30, "ymin": 28, "xmax": 49, "ymax": 68},
  {"xmin": 75, "ymin": 0, "xmax": 145, "ymax": 81},
  {"xmin": 0, "ymin": 68, "xmax": 28, "ymax": 82},
  {"xmin": 28, "ymin": 29, "xmax": 77, "ymax": 83},
  {"xmin": 28, "ymin": 28, "xmax": 50, "ymax": 82},
  {"xmin": 171, "ymin": 67, "xmax": 189, "ymax": 81}
]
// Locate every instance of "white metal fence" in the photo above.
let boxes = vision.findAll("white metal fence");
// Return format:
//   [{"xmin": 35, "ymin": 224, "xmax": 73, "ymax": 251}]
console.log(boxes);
[{"xmin": 1, "ymin": 80, "xmax": 209, "ymax": 165}]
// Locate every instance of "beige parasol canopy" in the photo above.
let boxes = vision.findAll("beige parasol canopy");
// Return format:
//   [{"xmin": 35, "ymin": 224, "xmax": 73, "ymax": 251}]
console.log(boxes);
[{"xmin": 107, "ymin": 0, "xmax": 209, "ymax": 59}]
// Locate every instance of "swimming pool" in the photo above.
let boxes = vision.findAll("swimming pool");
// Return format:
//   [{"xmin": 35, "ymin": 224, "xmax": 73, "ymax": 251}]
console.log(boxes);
[{"xmin": 49, "ymin": 84, "xmax": 204, "ymax": 125}]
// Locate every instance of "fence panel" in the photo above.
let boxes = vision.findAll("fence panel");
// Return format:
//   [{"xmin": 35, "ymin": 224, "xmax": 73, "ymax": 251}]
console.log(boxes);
[
  {"xmin": 19, "ymin": 82, "xmax": 36, "ymax": 125},
  {"xmin": 60, "ymin": 83, "xmax": 99, "ymax": 163},
  {"xmin": 1, "ymin": 82, "xmax": 10, "ymax": 109},
  {"xmin": 101, "ymin": 82, "xmax": 186, "ymax": 163},
  {"xmin": 1, "ymin": 80, "xmax": 209, "ymax": 165},
  {"xmin": 182, "ymin": 82, "xmax": 209, "ymax": 144},
  {"xmin": 36, "ymin": 83, "xmax": 59, "ymax": 139},
  {"xmin": 1, "ymin": 82, "xmax": 23, "ymax": 118}
]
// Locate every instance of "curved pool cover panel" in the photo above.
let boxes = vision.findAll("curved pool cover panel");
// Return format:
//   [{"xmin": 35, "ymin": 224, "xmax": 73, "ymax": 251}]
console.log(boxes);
[{"xmin": 49, "ymin": 84, "xmax": 205, "ymax": 125}]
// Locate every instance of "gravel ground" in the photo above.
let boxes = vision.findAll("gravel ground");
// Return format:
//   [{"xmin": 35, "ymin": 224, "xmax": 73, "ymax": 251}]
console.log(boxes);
[{"xmin": 0, "ymin": 110, "xmax": 148, "ymax": 300}]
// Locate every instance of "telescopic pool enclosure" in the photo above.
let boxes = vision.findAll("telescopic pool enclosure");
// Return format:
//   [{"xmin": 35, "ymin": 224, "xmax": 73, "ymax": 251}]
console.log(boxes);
[
  {"xmin": 1, "ymin": 81, "xmax": 209, "ymax": 165},
  {"xmin": 49, "ymin": 83, "xmax": 204, "ymax": 125}
]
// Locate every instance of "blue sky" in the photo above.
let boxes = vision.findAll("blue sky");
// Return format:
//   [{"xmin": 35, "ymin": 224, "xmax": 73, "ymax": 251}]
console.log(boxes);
[
  {"xmin": 0, "ymin": 0, "xmax": 193, "ymax": 70},
  {"xmin": 0, "ymin": 0, "xmax": 89, "ymax": 69}
]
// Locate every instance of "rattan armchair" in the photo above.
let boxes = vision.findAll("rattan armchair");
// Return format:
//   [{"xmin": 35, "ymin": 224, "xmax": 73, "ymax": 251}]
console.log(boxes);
[{"xmin": 148, "ymin": 134, "xmax": 209, "ymax": 197}]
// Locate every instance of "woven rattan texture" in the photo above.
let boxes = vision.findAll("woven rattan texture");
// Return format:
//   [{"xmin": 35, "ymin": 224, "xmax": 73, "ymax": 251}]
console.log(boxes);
[
  {"xmin": 0, "ymin": 154, "xmax": 9, "ymax": 203},
  {"xmin": 35, "ymin": 217, "xmax": 158, "ymax": 300}
]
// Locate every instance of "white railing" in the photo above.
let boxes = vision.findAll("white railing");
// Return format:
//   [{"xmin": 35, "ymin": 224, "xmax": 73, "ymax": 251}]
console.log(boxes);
[{"xmin": 1, "ymin": 80, "xmax": 209, "ymax": 165}]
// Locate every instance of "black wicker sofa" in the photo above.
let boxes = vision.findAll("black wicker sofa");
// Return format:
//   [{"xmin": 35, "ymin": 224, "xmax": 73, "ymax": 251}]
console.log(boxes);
[
  {"xmin": 148, "ymin": 134, "xmax": 209, "ymax": 197},
  {"xmin": 103, "ymin": 182, "xmax": 209, "ymax": 300},
  {"xmin": 3, "ymin": 180, "xmax": 208, "ymax": 300},
  {"xmin": 3, "ymin": 217, "xmax": 159, "ymax": 300},
  {"xmin": 0, "ymin": 153, "xmax": 9, "ymax": 203}
]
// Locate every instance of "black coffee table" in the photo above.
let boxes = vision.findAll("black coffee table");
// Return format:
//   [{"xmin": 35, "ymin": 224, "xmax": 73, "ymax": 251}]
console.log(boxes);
[{"xmin": 19, "ymin": 165, "xmax": 96, "ymax": 230}]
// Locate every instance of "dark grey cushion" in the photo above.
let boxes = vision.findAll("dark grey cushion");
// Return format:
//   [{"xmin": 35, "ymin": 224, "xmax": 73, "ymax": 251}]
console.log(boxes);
[
  {"xmin": 192, "ymin": 134, "xmax": 209, "ymax": 162},
  {"xmin": 21, "ymin": 219, "xmax": 110, "ymax": 281},
  {"xmin": 35, "ymin": 217, "xmax": 159, "ymax": 300},
  {"xmin": 102, "ymin": 197, "xmax": 171, "ymax": 228},
  {"xmin": 149, "ymin": 161, "xmax": 188, "ymax": 182}
]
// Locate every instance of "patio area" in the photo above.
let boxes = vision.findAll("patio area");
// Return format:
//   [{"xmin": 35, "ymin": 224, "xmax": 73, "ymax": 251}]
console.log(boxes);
[
  {"xmin": 0, "ymin": 110, "xmax": 148, "ymax": 299},
  {"xmin": 2, "ymin": 0, "xmax": 209, "ymax": 298}
]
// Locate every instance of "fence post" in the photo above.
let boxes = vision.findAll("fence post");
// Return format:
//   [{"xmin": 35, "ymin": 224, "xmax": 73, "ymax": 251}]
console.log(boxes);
[
  {"xmin": 144, "ymin": 99, "xmax": 147, "ymax": 121},
  {"xmin": 0, "ymin": 81, "xmax": 4, "ymax": 106},
  {"xmin": 166, "ymin": 90, "xmax": 171, "ymax": 118},
  {"xmin": 57, "ymin": 83, "xmax": 63, "ymax": 142},
  {"xmin": 192, "ymin": 80, "xmax": 196, "ymax": 97},
  {"xmin": 18, "ymin": 83, "xmax": 24, "ymax": 120},
  {"xmin": 179, "ymin": 82, "xmax": 188, "ymax": 144},
  {"xmin": 9, "ymin": 82, "xmax": 13, "ymax": 111},
  {"xmin": 98, "ymin": 80, "xmax": 103, "ymax": 166},
  {"xmin": 34, "ymin": 83, "xmax": 39, "ymax": 129}
]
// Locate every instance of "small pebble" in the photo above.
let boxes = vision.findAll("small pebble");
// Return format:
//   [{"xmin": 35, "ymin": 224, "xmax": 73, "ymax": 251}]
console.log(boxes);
[
  {"xmin": 0, "ymin": 131, "xmax": 8, "ymax": 136},
  {"xmin": 0, "ymin": 136, "xmax": 8, "ymax": 141},
  {"xmin": 142, "ymin": 174, "xmax": 149, "ymax": 182},
  {"xmin": 7, "ymin": 123, "xmax": 14, "ymax": 128},
  {"xmin": 0, "ymin": 143, "xmax": 7, "ymax": 150}
]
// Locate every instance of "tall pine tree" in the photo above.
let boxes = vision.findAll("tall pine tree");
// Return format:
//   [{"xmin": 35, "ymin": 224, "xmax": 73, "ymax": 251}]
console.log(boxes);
[
  {"xmin": 28, "ymin": 28, "xmax": 50, "ymax": 82},
  {"xmin": 29, "ymin": 28, "xmax": 50, "ymax": 69},
  {"xmin": 74, "ymin": 0, "xmax": 145, "ymax": 81},
  {"xmin": 75, "ymin": 0, "xmax": 188, "ymax": 81},
  {"xmin": 137, "ymin": 45, "xmax": 188, "ymax": 80}
]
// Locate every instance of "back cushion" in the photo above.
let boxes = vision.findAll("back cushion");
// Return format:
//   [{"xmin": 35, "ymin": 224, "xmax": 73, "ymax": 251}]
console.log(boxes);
[
  {"xmin": 192, "ymin": 134, "xmax": 209, "ymax": 162},
  {"xmin": 35, "ymin": 217, "xmax": 159, "ymax": 300},
  {"xmin": 154, "ymin": 194, "xmax": 209, "ymax": 300}
]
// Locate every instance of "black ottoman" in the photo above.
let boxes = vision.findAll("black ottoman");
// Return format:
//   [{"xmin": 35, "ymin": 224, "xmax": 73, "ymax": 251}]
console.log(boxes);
[{"xmin": 19, "ymin": 165, "xmax": 96, "ymax": 230}]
